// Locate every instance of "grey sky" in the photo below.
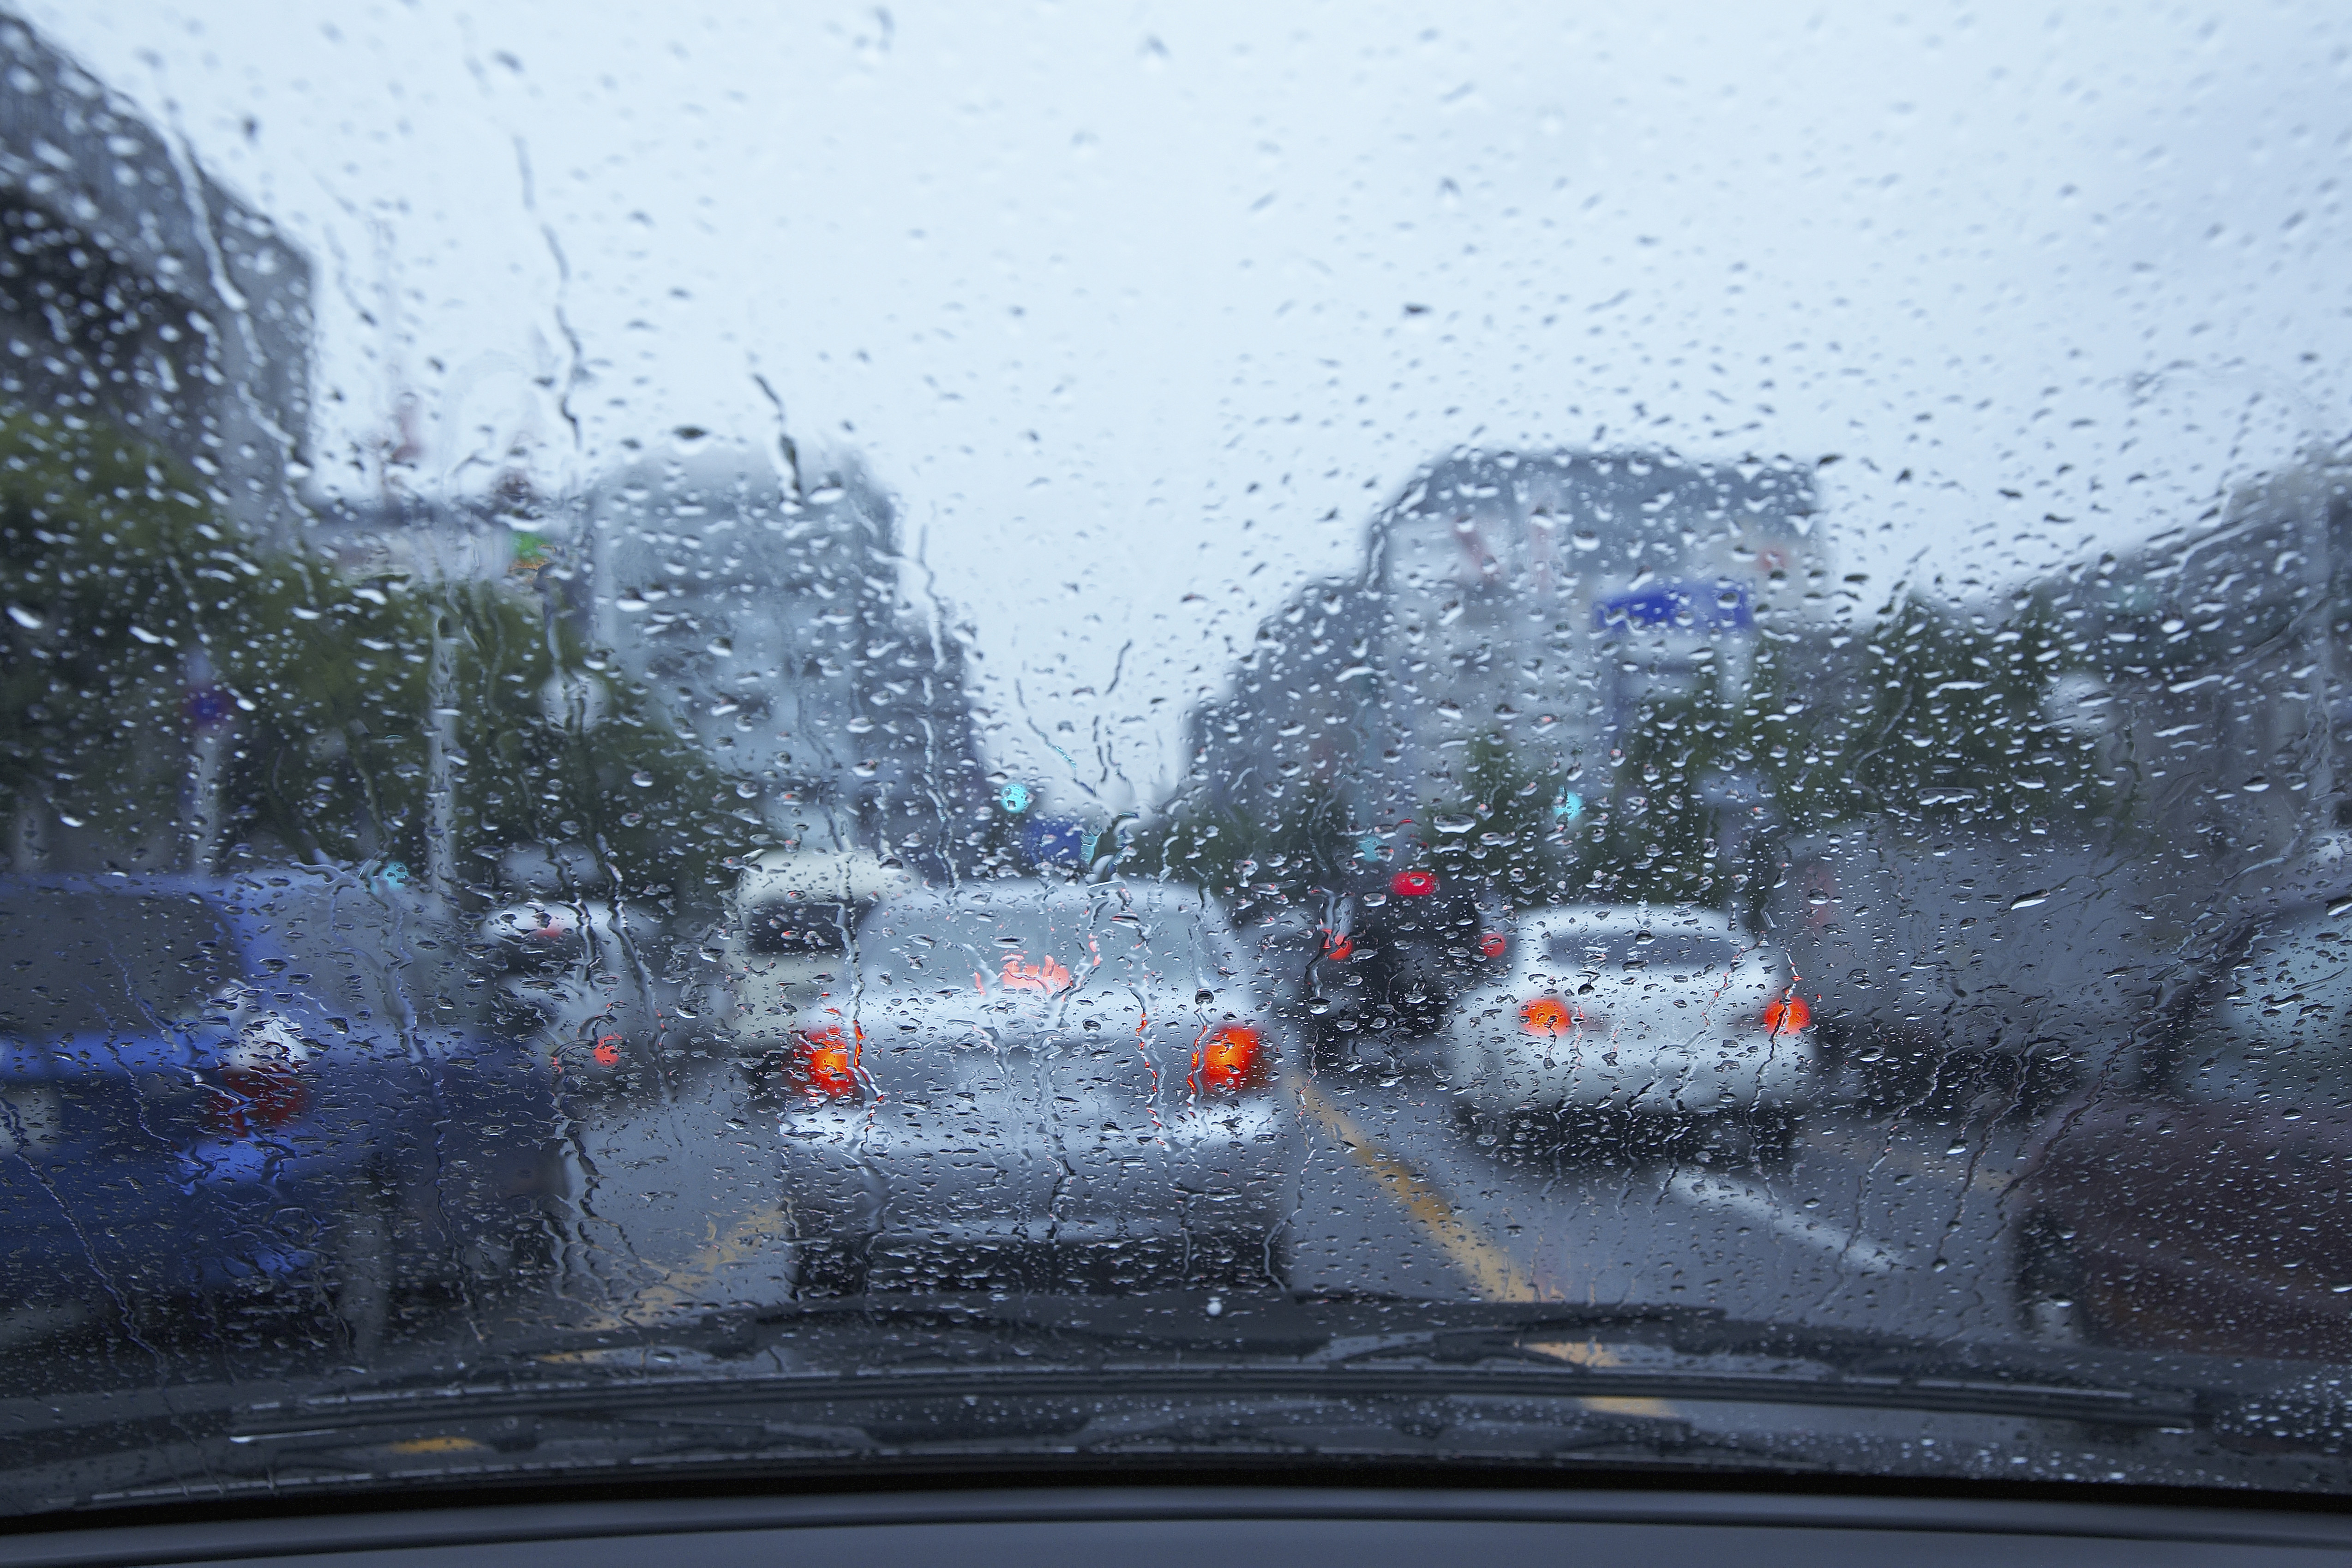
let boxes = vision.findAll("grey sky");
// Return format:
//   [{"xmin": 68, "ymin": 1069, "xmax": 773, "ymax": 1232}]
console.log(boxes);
[{"xmin": 27, "ymin": 0, "xmax": 2352, "ymax": 799}]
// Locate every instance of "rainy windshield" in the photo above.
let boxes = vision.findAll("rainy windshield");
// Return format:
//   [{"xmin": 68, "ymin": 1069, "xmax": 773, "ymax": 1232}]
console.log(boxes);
[
  {"xmin": 1547, "ymin": 927, "xmax": 1748, "ymax": 974},
  {"xmin": 6, "ymin": 0, "xmax": 2352, "ymax": 1516},
  {"xmin": 860, "ymin": 890, "xmax": 1236, "ymax": 995},
  {"xmin": 0, "ymin": 892, "xmax": 234, "ymax": 1036}
]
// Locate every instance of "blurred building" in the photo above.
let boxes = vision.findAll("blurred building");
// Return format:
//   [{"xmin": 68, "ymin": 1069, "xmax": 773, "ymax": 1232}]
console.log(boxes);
[
  {"xmin": 581, "ymin": 443, "xmax": 987, "ymax": 877},
  {"xmin": 2078, "ymin": 444, "xmax": 2352, "ymax": 912},
  {"xmin": 1181, "ymin": 448, "xmax": 1824, "ymax": 868},
  {"xmin": 0, "ymin": 12, "xmax": 312, "ymax": 535},
  {"xmin": 0, "ymin": 12, "xmax": 315, "ymax": 877}
]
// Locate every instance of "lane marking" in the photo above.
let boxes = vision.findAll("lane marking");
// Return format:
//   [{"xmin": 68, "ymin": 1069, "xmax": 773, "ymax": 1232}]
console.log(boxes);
[
  {"xmin": 1661, "ymin": 1170, "xmax": 1904, "ymax": 1274},
  {"xmin": 1291, "ymin": 1075, "xmax": 1667, "ymax": 1415},
  {"xmin": 1802, "ymin": 1127, "xmax": 2021, "ymax": 1195},
  {"xmin": 561, "ymin": 1200, "xmax": 794, "ymax": 1338},
  {"xmin": 1293, "ymin": 1076, "xmax": 1536, "ymax": 1302}
]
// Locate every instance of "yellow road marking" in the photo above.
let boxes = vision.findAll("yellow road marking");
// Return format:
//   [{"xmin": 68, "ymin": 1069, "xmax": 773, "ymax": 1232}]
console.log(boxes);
[
  {"xmin": 554, "ymin": 1201, "xmax": 793, "ymax": 1344},
  {"xmin": 555, "ymin": 1082, "xmax": 1662, "ymax": 1420},
  {"xmin": 1289, "ymin": 1075, "xmax": 1668, "ymax": 1416},
  {"xmin": 1292, "ymin": 1076, "xmax": 1536, "ymax": 1302},
  {"xmin": 384, "ymin": 1436, "xmax": 489, "ymax": 1454}
]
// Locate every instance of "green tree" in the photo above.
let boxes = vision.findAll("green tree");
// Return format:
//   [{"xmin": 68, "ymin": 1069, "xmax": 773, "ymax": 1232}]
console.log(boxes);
[
  {"xmin": 1422, "ymin": 733, "xmax": 1575, "ymax": 906},
  {"xmin": 1737, "ymin": 592, "xmax": 2110, "ymax": 837},
  {"xmin": 1127, "ymin": 775, "xmax": 1366, "ymax": 910},
  {"xmin": 0, "ymin": 414, "xmax": 745, "ymax": 901}
]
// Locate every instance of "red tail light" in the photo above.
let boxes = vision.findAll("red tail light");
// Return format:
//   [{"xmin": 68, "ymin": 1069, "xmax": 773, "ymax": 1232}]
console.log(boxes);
[
  {"xmin": 1194, "ymin": 1022, "xmax": 1266, "ymax": 1094},
  {"xmin": 205, "ymin": 1065, "xmax": 307, "ymax": 1137},
  {"xmin": 1391, "ymin": 870, "xmax": 1438, "ymax": 897},
  {"xmin": 1763, "ymin": 996, "xmax": 1813, "ymax": 1036},
  {"xmin": 1478, "ymin": 931, "xmax": 1508, "ymax": 960},
  {"xmin": 790, "ymin": 1025, "xmax": 861, "ymax": 1099}
]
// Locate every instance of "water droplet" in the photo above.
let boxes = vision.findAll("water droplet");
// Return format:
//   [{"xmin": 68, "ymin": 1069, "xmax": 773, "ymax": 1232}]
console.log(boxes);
[
  {"xmin": 631, "ymin": 770, "xmax": 654, "ymax": 787},
  {"xmin": 6, "ymin": 605, "xmax": 42, "ymax": 630}
]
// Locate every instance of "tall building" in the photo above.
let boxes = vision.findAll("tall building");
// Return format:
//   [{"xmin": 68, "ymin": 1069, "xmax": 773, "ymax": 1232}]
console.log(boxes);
[
  {"xmin": 0, "ymin": 12, "xmax": 312, "ymax": 535},
  {"xmin": 583, "ymin": 443, "xmax": 986, "ymax": 878},
  {"xmin": 2079, "ymin": 444, "xmax": 2352, "ymax": 899},
  {"xmin": 1180, "ymin": 448, "xmax": 1824, "ymax": 886}
]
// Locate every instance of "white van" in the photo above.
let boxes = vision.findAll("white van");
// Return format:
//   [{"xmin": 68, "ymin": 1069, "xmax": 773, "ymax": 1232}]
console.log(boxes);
[{"xmin": 718, "ymin": 848, "xmax": 918, "ymax": 1057}]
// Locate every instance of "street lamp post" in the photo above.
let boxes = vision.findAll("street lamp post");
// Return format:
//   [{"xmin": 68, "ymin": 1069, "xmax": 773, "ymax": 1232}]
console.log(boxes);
[
  {"xmin": 183, "ymin": 646, "xmax": 235, "ymax": 873},
  {"xmin": 424, "ymin": 612, "xmax": 458, "ymax": 901}
]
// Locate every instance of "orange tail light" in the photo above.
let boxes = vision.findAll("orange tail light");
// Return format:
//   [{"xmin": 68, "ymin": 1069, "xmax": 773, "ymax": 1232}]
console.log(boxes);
[
  {"xmin": 1763, "ymin": 996, "xmax": 1812, "ymax": 1036},
  {"xmin": 1521, "ymin": 997, "xmax": 1576, "ymax": 1035},
  {"xmin": 1195, "ymin": 1022, "xmax": 1266, "ymax": 1094},
  {"xmin": 792, "ymin": 1025, "xmax": 861, "ymax": 1098}
]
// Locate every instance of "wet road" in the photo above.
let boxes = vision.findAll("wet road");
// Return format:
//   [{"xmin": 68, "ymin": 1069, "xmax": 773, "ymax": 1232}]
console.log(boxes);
[{"xmin": 550, "ymin": 1062, "xmax": 2035, "ymax": 1347}]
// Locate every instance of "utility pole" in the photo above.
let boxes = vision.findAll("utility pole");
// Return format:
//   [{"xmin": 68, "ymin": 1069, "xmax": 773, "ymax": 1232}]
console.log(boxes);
[
  {"xmin": 424, "ymin": 611, "xmax": 458, "ymax": 901},
  {"xmin": 184, "ymin": 646, "xmax": 234, "ymax": 873}
]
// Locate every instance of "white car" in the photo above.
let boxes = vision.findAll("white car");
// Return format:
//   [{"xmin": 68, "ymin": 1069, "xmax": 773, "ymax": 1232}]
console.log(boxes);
[{"xmin": 1445, "ymin": 906, "xmax": 1819, "ymax": 1161}]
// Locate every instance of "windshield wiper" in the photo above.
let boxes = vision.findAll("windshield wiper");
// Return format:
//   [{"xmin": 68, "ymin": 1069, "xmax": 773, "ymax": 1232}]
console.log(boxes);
[
  {"xmin": 1, "ymin": 1291, "xmax": 2313, "ymax": 1516},
  {"xmin": 224, "ymin": 1290, "xmax": 2199, "ymax": 1436}
]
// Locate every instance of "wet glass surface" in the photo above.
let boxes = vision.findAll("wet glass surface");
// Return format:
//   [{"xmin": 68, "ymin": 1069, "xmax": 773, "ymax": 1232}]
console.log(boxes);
[{"xmin": 3, "ymin": 0, "xmax": 2352, "ymax": 1514}]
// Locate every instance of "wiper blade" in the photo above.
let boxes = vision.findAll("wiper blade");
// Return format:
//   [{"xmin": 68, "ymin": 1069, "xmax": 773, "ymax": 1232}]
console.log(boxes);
[
  {"xmin": 211, "ymin": 1368, "xmax": 1832, "ymax": 1503},
  {"xmin": 513, "ymin": 1288, "xmax": 1721, "ymax": 1365},
  {"xmin": 512, "ymin": 1291, "xmax": 2184, "ymax": 1422},
  {"xmin": 1320, "ymin": 1315, "xmax": 2201, "ymax": 1426},
  {"xmin": 241, "ymin": 1356, "xmax": 2195, "ymax": 1441},
  {"xmin": 251, "ymin": 1290, "xmax": 2196, "ymax": 1436}
]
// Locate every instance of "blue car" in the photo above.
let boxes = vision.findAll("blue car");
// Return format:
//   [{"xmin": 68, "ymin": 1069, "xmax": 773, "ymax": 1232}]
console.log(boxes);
[{"xmin": 0, "ymin": 871, "xmax": 569, "ymax": 1349}]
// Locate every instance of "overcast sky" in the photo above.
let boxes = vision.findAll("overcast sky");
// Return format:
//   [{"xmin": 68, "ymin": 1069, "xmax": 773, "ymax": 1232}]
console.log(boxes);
[{"xmin": 25, "ymin": 0, "xmax": 2352, "ymax": 801}]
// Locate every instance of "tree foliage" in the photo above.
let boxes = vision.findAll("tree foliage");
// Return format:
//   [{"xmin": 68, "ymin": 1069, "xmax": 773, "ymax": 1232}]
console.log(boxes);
[{"xmin": 0, "ymin": 414, "xmax": 745, "ymax": 902}]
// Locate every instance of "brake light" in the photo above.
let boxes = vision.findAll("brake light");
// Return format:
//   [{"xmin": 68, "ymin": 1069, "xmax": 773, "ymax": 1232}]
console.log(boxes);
[
  {"xmin": 791, "ymin": 1025, "xmax": 861, "ymax": 1099},
  {"xmin": 205, "ymin": 1064, "xmax": 307, "ymax": 1137},
  {"xmin": 1763, "ymin": 996, "xmax": 1813, "ymax": 1036},
  {"xmin": 1521, "ymin": 997, "xmax": 1576, "ymax": 1035},
  {"xmin": 1392, "ymin": 870, "xmax": 1438, "ymax": 897},
  {"xmin": 1194, "ymin": 1022, "xmax": 1265, "ymax": 1094},
  {"xmin": 206, "ymin": 1016, "xmax": 314, "ymax": 1137}
]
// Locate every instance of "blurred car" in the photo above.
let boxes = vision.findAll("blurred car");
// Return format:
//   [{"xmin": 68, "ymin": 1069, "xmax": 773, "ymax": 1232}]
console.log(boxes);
[
  {"xmin": 716, "ymin": 847, "xmax": 916, "ymax": 1064},
  {"xmin": 1443, "ymin": 906, "xmax": 1819, "ymax": 1164},
  {"xmin": 475, "ymin": 894, "xmax": 676, "ymax": 1092},
  {"xmin": 474, "ymin": 845, "xmax": 689, "ymax": 1095},
  {"xmin": 2009, "ymin": 892, "xmax": 2352, "ymax": 1356},
  {"xmin": 0, "ymin": 872, "xmax": 567, "ymax": 1350},
  {"xmin": 1285, "ymin": 864, "xmax": 1512, "ymax": 1068},
  {"xmin": 760, "ymin": 877, "xmax": 1302, "ymax": 1293},
  {"xmin": 1756, "ymin": 823, "xmax": 2162, "ymax": 1113}
]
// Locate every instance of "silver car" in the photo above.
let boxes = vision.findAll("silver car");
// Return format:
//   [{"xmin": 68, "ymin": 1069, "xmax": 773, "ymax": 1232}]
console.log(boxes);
[
  {"xmin": 765, "ymin": 879, "xmax": 1302, "ymax": 1294},
  {"xmin": 1445, "ymin": 907, "xmax": 1820, "ymax": 1162}
]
